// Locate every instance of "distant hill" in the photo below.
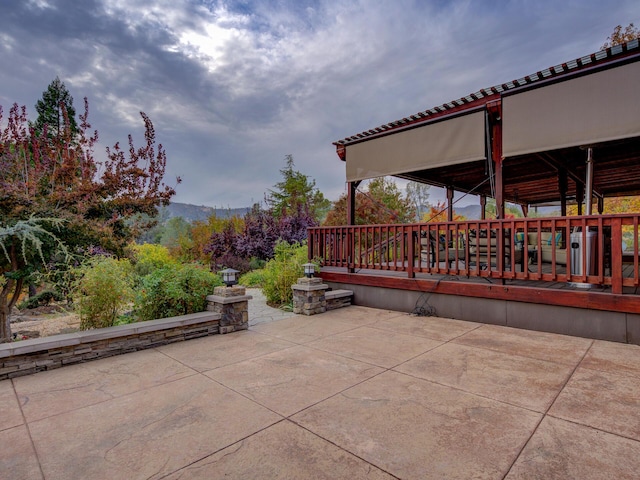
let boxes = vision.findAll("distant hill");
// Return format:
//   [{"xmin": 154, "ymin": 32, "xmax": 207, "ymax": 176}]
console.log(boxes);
[
  {"xmin": 162, "ymin": 202, "xmax": 250, "ymax": 223},
  {"xmin": 442, "ymin": 204, "xmax": 559, "ymax": 220},
  {"xmin": 455, "ymin": 204, "xmax": 482, "ymax": 220}
]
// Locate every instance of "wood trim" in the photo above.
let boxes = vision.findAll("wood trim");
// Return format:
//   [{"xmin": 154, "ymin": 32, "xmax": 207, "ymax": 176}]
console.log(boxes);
[{"xmin": 320, "ymin": 271, "xmax": 640, "ymax": 314}]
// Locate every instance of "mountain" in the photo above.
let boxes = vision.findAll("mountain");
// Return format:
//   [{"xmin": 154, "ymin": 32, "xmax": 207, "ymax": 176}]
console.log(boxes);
[
  {"xmin": 162, "ymin": 202, "xmax": 250, "ymax": 223},
  {"xmin": 454, "ymin": 204, "xmax": 482, "ymax": 220}
]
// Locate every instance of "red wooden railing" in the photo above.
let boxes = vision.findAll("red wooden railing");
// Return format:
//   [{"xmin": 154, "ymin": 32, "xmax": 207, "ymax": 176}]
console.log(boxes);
[{"xmin": 308, "ymin": 214, "xmax": 640, "ymax": 294}]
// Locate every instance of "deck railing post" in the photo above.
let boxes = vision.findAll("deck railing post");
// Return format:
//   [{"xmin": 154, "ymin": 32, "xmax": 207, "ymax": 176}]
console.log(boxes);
[
  {"xmin": 611, "ymin": 218, "xmax": 623, "ymax": 294},
  {"xmin": 408, "ymin": 226, "xmax": 415, "ymax": 278}
]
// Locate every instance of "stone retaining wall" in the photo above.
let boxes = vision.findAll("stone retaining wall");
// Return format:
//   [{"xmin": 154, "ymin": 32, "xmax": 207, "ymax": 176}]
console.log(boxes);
[{"xmin": 0, "ymin": 311, "xmax": 221, "ymax": 381}]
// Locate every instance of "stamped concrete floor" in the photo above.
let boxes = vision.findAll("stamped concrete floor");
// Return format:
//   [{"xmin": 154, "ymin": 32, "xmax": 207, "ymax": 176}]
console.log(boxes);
[{"xmin": 3, "ymin": 304, "xmax": 640, "ymax": 479}]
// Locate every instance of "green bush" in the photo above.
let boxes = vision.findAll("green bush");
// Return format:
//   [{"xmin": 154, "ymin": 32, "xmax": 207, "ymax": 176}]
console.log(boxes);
[
  {"xmin": 17, "ymin": 289, "xmax": 63, "ymax": 310},
  {"xmin": 239, "ymin": 269, "xmax": 266, "ymax": 287},
  {"xmin": 74, "ymin": 257, "xmax": 135, "ymax": 330},
  {"xmin": 248, "ymin": 257, "xmax": 266, "ymax": 270},
  {"xmin": 261, "ymin": 241, "xmax": 311, "ymax": 307},
  {"xmin": 135, "ymin": 263, "xmax": 222, "ymax": 321},
  {"xmin": 128, "ymin": 243, "xmax": 176, "ymax": 278}
]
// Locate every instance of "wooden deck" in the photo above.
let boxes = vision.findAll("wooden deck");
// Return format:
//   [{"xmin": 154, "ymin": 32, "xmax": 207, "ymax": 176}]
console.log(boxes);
[{"xmin": 309, "ymin": 214, "xmax": 640, "ymax": 317}]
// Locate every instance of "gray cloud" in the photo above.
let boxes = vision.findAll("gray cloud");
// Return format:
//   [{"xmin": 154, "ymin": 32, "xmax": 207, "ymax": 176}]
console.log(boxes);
[{"xmin": 1, "ymin": 0, "xmax": 638, "ymax": 207}]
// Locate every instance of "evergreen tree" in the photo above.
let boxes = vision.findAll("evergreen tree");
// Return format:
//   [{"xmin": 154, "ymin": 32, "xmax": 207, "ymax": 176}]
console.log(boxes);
[
  {"xmin": 266, "ymin": 155, "xmax": 330, "ymax": 222},
  {"xmin": 32, "ymin": 77, "xmax": 78, "ymax": 139}
]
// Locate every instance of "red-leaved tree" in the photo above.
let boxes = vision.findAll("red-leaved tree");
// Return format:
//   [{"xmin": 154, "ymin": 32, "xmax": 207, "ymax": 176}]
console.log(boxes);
[{"xmin": 0, "ymin": 99, "xmax": 179, "ymax": 341}]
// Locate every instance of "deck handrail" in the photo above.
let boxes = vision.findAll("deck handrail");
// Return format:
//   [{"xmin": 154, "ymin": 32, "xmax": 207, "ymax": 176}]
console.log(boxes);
[{"xmin": 308, "ymin": 214, "xmax": 640, "ymax": 294}]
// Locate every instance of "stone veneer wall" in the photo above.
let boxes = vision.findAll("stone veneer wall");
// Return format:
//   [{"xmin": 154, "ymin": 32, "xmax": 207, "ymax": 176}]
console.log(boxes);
[
  {"xmin": 0, "ymin": 311, "xmax": 221, "ymax": 381},
  {"xmin": 292, "ymin": 277, "xmax": 328, "ymax": 315},
  {"xmin": 207, "ymin": 285, "xmax": 251, "ymax": 334}
]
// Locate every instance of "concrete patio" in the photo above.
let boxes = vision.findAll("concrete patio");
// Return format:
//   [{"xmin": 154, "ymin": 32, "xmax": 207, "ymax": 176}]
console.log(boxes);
[{"xmin": 3, "ymin": 298, "xmax": 640, "ymax": 479}]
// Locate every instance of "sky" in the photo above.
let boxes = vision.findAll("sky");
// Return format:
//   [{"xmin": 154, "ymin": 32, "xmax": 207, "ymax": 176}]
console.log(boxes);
[{"xmin": 0, "ymin": 0, "xmax": 638, "ymax": 209}]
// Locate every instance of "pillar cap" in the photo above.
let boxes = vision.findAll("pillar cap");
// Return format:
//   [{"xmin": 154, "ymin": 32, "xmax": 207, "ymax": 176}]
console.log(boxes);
[{"xmin": 206, "ymin": 294, "xmax": 253, "ymax": 304}]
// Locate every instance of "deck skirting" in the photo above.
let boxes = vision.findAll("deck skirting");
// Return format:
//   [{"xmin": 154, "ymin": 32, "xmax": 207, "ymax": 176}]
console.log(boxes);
[{"xmin": 322, "ymin": 272, "xmax": 640, "ymax": 345}]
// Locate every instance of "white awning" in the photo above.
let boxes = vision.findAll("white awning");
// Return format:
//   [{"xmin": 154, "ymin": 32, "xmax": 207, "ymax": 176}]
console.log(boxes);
[
  {"xmin": 345, "ymin": 111, "xmax": 486, "ymax": 182},
  {"xmin": 503, "ymin": 61, "xmax": 640, "ymax": 157}
]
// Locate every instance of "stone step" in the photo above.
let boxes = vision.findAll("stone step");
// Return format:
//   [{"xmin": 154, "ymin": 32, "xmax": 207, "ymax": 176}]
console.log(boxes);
[
  {"xmin": 326, "ymin": 289, "xmax": 353, "ymax": 310},
  {"xmin": 325, "ymin": 289, "xmax": 354, "ymax": 300}
]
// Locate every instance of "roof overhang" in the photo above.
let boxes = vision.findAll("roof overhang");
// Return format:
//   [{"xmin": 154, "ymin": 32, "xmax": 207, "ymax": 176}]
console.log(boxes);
[{"xmin": 334, "ymin": 39, "xmax": 640, "ymax": 206}]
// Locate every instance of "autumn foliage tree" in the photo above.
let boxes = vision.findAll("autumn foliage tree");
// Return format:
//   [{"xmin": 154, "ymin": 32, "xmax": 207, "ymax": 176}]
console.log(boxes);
[
  {"xmin": 0, "ymin": 98, "xmax": 178, "ymax": 342},
  {"xmin": 422, "ymin": 202, "xmax": 467, "ymax": 223},
  {"xmin": 601, "ymin": 23, "xmax": 640, "ymax": 50},
  {"xmin": 324, "ymin": 177, "xmax": 415, "ymax": 226}
]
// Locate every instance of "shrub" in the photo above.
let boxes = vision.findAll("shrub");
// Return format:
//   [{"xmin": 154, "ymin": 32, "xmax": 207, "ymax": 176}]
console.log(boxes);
[
  {"xmin": 248, "ymin": 257, "xmax": 266, "ymax": 270},
  {"xmin": 128, "ymin": 243, "xmax": 176, "ymax": 278},
  {"xmin": 214, "ymin": 252, "xmax": 250, "ymax": 274},
  {"xmin": 74, "ymin": 257, "xmax": 135, "ymax": 330},
  {"xmin": 17, "ymin": 289, "xmax": 63, "ymax": 310},
  {"xmin": 261, "ymin": 241, "xmax": 310, "ymax": 307},
  {"xmin": 135, "ymin": 263, "xmax": 222, "ymax": 321},
  {"xmin": 239, "ymin": 269, "xmax": 266, "ymax": 287}
]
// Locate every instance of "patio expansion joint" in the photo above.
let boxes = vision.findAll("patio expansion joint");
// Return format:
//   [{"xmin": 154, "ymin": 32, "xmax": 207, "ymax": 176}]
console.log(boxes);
[
  {"xmin": 155, "ymin": 418, "xmax": 289, "ymax": 480},
  {"xmin": 544, "ymin": 413, "xmax": 640, "ymax": 445},
  {"xmin": 449, "ymin": 325, "xmax": 593, "ymax": 367},
  {"xmin": 21, "ymin": 369, "xmax": 202, "ymax": 425},
  {"xmin": 151, "ymin": 339, "xmax": 298, "ymax": 374},
  {"xmin": 287, "ymin": 417, "xmax": 402, "ymax": 480},
  {"xmin": 502, "ymin": 337, "xmax": 596, "ymax": 479},
  {"xmin": 10, "ymin": 378, "xmax": 45, "ymax": 480}
]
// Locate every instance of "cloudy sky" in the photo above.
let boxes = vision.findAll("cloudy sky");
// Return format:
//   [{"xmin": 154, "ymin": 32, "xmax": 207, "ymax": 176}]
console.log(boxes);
[{"xmin": 0, "ymin": 0, "xmax": 637, "ymax": 208}]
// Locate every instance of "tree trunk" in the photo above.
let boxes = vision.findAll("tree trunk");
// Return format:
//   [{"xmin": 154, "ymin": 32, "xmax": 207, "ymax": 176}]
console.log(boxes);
[
  {"xmin": 0, "ymin": 304, "xmax": 11, "ymax": 343},
  {"xmin": 0, "ymin": 276, "xmax": 22, "ymax": 343}
]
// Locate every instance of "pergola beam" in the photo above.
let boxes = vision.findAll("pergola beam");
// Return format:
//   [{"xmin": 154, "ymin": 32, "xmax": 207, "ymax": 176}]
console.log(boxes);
[{"xmin": 538, "ymin": 153, "xmax": 604, "ymax": 200}]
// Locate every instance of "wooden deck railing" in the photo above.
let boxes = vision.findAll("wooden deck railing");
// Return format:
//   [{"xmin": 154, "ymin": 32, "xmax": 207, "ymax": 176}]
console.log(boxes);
[{"xmin": 308, "ymin": 214, "xmax": 640, "ymax": 294}]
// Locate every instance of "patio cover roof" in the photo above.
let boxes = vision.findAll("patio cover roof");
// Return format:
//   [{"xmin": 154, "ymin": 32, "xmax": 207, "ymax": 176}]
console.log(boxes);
[{"xmin": 334, "ymin": 40, "xmax": 640, "ymax": 206}]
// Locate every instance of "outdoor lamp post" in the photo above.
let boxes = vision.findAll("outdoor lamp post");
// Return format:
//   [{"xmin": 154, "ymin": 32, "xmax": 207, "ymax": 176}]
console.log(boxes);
[
  {"xmin": 303, "ymin": 263, "xmax": 315, "ymax": 278},
  {"xmin": 220, "ymin": 268, "xmax": 239, "ymax": 287}
]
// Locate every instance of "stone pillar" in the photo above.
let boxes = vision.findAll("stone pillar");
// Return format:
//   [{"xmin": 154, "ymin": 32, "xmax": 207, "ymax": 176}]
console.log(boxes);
[
  {"xmin": 291, "ymin": 277, "xmax": 328, "ymax": 315},
  {"xmin": 207, "ymin": 286, "xmax": 252, "ymax": 334}
]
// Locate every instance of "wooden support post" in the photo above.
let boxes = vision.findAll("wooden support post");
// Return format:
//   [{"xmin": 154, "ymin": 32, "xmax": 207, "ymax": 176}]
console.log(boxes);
[
  {"xmin": 494, "ymin": 159, "xmax": 504, "ymax": 219},
  {"xmin": 559, "ymin": 170, "xmax": 568, "ymax": 217},
  {"xmin": 480, "ymin": 195, "xmax": 487, "ymax": 220},
  {"xmin": 576, "ymin": 182, "xmax": 584, "ymax": 216},
  {"xmin": 585, "ymin": 147, "xmax": 594, "ymax": 215},
  {"xmin": 558, "ymin": 169, "xmax": 568, "ymax": 248},
  {"xmin": 447, "ymin": 187, "xmax": 454, "ymax": 222},
  {"xmin": 487, "ymin": 100, "xmax": 504, "ymax": 219},
  {"xmin": 347, "ymin": 181, "xmax": 359, "ymax": 226},
  {"xmin": 347, "ymin": 181, "xmax": 360, "ymax": 273}
]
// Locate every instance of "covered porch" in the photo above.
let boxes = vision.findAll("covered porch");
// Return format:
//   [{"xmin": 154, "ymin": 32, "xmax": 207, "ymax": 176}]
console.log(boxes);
[{"xmin": 312, "ymin": 40, "xmax": 640, "ymax": 341}]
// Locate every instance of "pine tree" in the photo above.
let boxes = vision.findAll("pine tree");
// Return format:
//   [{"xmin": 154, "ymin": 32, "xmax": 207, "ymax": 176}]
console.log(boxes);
[{"xmin": 32, "ymin": 77, "xmax": 78, "ymax": 139}]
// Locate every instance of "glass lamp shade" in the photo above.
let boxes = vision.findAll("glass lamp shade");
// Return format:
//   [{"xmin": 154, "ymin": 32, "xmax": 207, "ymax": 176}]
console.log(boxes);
[
  {"xmin": 220, "ymin": 268, "xmax": 239, "ymax": 287},
  {"xmin": 303, "ymin": 263, "xmax": 315, "ymax": 278}
]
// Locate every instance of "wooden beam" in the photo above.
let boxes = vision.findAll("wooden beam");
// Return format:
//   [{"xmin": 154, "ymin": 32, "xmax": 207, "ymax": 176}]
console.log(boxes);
[{"xmin": 539, "ymin": 153, "xmax": 604, "ymax": 200}]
